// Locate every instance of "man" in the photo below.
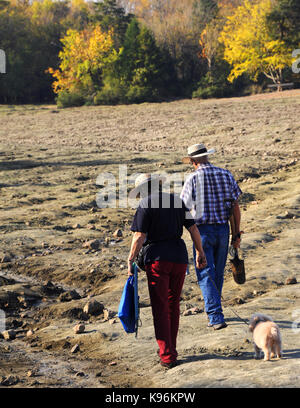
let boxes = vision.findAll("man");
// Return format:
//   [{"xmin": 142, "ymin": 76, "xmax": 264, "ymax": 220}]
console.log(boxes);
[
  {"xmin": 127, "ymin": 173, "xmax": 207, "ymax": 369},
  {"xmin": 180, "ymin": 143, "xmax": 242, "ymax": 330}
]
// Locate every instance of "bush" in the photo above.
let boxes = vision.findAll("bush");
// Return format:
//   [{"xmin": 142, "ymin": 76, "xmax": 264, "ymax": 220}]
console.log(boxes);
[
  {"xmin": 94, "ymin": 77, "xmax": 126, "ymax": 105},
  {"xmin": 56, "ymin": 90, "xmax": 85, "ymax": 108},
  {"xmin": 192, "ymin": 85, "xmax": 224, "ymax": 99},
  {"xmin": 125, "ymin": 85, "xmax": 157, "ymax": 103},
  {"xmin": 192, "ymin": 67, "xmax": 235, "ymax": 99}
]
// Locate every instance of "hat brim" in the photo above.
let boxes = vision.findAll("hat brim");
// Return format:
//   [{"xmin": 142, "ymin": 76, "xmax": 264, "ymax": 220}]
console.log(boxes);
[
  {"xmin": 182, "ymin": 148, "xmax": 215, "ymax": 164},
  {"xmin": 129, "ymin": 175, "xmax": 166, "ymax": 199}
]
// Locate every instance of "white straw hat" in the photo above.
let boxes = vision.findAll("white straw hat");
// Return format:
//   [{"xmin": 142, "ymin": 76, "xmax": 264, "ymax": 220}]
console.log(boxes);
[
  {"xmin": 129, "ymin": 173, "xmax": 166, "ymax": 199},
  {"xmin": 182, "ymin": 143, "xmax": 215, "ymax": 163}
]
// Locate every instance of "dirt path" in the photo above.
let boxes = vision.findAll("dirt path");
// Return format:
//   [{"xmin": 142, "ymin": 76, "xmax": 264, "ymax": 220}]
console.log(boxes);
[{"xmin": 0, "ymin": 90, "xmax": 300, "ymax": 388}]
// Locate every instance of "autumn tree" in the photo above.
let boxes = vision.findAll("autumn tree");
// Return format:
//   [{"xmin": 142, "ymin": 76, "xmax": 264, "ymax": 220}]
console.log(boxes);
[
  {"xmin": 219, "ymin": 0, "xmax": 293, "ymax": 86},
  {"xmin": 47, "ymin": 25, "xmax": 117, "ymax": 106}
]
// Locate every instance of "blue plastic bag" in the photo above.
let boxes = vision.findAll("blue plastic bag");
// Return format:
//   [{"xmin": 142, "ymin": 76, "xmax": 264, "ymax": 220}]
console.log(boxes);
[{"xmin": 118, "ymin": 263, "xmax": 139, "ymax": 336}]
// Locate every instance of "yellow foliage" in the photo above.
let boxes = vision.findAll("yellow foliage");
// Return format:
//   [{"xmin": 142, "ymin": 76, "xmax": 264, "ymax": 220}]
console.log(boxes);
[
  {"xmin": 47, "ymin": 25, "xmax": 116, "ymax": 94},
  {"xmin": 219, "ymin": 0, "xmax": 293, "ymax": 83}
]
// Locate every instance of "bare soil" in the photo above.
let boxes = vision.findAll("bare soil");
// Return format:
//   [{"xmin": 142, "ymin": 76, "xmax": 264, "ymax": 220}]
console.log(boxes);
[{"xmin": 0, "ymin": 89, "xmax": 300, "ymax": 388}]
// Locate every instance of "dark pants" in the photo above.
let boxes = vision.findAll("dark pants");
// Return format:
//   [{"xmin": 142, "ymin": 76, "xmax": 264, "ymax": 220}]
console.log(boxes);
[
  {"xmin": 145, "ymin": 261, "xmax": 187, "ymax": 364},
  {"xmin": 193, "ymin": 223, "xmax": 229, "ymax": 325}
]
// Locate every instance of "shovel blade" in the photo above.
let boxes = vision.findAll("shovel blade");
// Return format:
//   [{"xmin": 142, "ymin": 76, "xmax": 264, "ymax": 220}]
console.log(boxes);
[{"xmin": 230, "ymin": 256, "xmax": 246, "ymax": 284}]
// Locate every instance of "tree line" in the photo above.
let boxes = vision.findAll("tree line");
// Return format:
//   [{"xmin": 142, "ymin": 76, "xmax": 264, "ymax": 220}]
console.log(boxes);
[{"xmin": 0, "ymin": 0, "xmax": 299, "ymax": 106}]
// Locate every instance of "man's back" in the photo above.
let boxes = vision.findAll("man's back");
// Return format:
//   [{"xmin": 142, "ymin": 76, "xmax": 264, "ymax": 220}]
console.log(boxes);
[{"xmin": 181, "ymin": 162, "xmax": 241, "ymax": 225}]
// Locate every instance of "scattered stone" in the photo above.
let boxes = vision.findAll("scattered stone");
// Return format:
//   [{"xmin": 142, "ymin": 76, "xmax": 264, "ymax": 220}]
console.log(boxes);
[
  {"xmin": 73, "ymin": 223, "xmax": 81, "ymax": 229},
  {"xmin": 42, "ymin": 281, "xmax": 63, "ymax": 297},
  {"xmin": 281, "ymin": 211, "xmax": 295, "ymax": 219},
  {"xmin": 109, "ymin": 318, "xmax": 117, "ymax": 325},
  {"xmin": 285, "ymin": 277, "xmax": 297, "ymax": 285},
  {"xmin": 103, "ymin": 309, "xmax": 115, "ymax": 321},
  {"xmin": 0, "ymin": 375, "xmax": 19, "ymax": 386},
  {"xmin": 113, "ymin": 229, "xmax": 123, "ymax": 238},
  {"xmin": 83, "ymin": 299, "xmax": 104, "ymax": 316},
  {"xmin": 26, "ymin": 329, "xmax": 34, "ymax": 337},
  {"xmin": 2, "ymin": 329, "xmax": 16, "ymax": 340},
  {"xmin": 73, "ymin": 323, "xmax": 85, "ymax": 334},
  {"xmin": 108, "ymin": 361, "xmax": 117, "ymax": 366},
  {"xmin": 228, "ymin": 297, "xmax": 245, "ymax": 305},
  {"xmin": 71, "ymin": 344, "xmax": 80, "ymax": 354},
  {"xmin": 95, "ymin": 371, "xmax": 102, "ymax": 377},
  {"xmin": 87, "ymin": 224, "xmax": 96, "ymax": 230},
  {"xmin": 41, "ymin": 242, "xmax": 49, "ymax": 249},
  {"xmin": 59, "ymin": 289, "xmax": 81, "ymax": 302},
  {"xmin": 183, "ymin": 309, "xmax": 192, "ymax": 316},
  {"xmin": 83, "ymin": 239, "xmax": 101, "ymax": 250},
  {"xmin": 1, "ymin": 255, "xmax": 11, "ymax": 263},
  {"xmin": 75, "ymin": 371, "xmax": 85, "ymax": 377},
  {"xmin": 61, "ymin": 307, "xmax": 88, "ymax": 321},
  {"xmin": 27, "ymin": 370, "xmax": 35, "ymax": 377},
  {"xmin": 0, "ymin": 276, "xmax": 15, "ymax": 286},
  {"xmin": 192, "ymin": 307, "xmax": 202, "ymax": 314}
]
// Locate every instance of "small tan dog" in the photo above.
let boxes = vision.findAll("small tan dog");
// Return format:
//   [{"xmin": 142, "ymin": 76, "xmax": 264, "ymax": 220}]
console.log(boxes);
[{"xmin": 249, "ymin": 313, "xmax": 282, "ymax": 361}]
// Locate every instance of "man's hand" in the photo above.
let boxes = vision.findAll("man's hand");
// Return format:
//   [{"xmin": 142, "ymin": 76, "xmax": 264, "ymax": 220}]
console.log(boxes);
[
  {"xmin": 232, "ymin": 231, "xmax": 244, "ymax": 249},
  {"xmin": 196, "ymin": 250, "xmax": 207, "ymax": 269}
]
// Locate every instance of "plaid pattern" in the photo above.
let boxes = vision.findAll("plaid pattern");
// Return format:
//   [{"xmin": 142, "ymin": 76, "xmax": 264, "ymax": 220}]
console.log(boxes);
[{"xmin": 180, "ymin": 163, "xmax": 242, "ymax": 225}]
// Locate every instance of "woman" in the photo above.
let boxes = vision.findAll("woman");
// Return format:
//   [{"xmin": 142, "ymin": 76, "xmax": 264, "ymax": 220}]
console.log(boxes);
[{"xmin": 127, "ymin": 173, "xmax": 206, "ymax": 369}]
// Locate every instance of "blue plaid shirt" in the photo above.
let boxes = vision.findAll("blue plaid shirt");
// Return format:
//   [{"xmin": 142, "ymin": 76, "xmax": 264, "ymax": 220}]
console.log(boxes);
[{"xmin": 180, "ymin": 163, "xmax": 242, "ymax": 225}]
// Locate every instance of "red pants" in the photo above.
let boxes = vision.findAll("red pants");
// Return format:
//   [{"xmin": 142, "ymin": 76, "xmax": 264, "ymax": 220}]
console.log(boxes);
[{"xmin": 145, "ymin": 261, "xmax": 187, "ymax": 364}]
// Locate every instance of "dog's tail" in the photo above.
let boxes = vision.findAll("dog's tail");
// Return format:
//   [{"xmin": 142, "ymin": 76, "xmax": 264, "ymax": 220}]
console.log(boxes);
[
  {"xmin": 270, "ymin": 325, "xmax": 282, "ymax": 348},
  {"xmin": 271, "ymin": 326, "xmax": 280, "ymax": 338}
]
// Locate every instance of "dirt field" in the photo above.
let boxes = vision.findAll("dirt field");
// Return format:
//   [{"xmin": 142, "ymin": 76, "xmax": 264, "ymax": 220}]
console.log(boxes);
[{"xmin": 0, "ymin": 89, "xmax": 300, "ymax": 388}]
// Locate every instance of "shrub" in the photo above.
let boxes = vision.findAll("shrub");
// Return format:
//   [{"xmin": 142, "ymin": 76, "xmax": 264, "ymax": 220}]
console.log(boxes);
[
  {"xmin": 125, "ymin": 85, "xmax": 157, "ymax": 104},
  {"xmin": 93, "ymin": 77, "xmax": 126, "ymax": 105},
  {"xmin": 56, "ymin": 90, "xmax": 85, "ymax": 108}
]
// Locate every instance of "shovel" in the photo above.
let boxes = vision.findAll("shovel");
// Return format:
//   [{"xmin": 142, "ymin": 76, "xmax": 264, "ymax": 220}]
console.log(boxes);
[
  {"xmin": 228, "ymin": 209, "xmax": 246, "ymax": 284},
  {"xmin": 230, "ymin": 247, "xmax": 246, "ymax": 284}
]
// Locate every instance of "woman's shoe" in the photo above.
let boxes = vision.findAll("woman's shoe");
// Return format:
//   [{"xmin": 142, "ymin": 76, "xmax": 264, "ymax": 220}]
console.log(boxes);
[{"xmin": 160, "ymin": 361, "xmax": 178, "ymax": 369}]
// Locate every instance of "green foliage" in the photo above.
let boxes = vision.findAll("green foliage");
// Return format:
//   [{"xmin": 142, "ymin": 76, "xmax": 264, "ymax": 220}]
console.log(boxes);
[
  {"xmin": 93, "ymin": 0, "xmax": 133, "ymax": 49},
  {"xmin": 56, "ymin": 89, "xmax": 85, "ymax": 108},
  {"xmin": 93, "ymin": 76, "xmax": 126, "ymax": 105},
  {"xmin": 192, "ymin": 60, "xmax": 235, "ymax": 99},
  {"xmin": 94, "ymin": 18, "xmax": 177, "ymax": 105},
  {"xmin": 266, "ymin": 0, "xmax": 300, "ymax": 47}
]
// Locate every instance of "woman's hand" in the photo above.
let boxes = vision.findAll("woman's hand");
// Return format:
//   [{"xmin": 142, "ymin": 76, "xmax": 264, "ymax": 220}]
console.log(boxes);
[
  {"xmin": 127, "ymin": 258, "xmax": 134, "ymax": 276},
  {"xmin": 196, "ymin": 250, "xmax": 207, "ymax": 269}
]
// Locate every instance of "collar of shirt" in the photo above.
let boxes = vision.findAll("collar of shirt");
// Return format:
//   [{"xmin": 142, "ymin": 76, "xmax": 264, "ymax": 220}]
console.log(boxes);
[{"xmin": 195, "ymin": 162, "xmax": 213, "ymax": 171}]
